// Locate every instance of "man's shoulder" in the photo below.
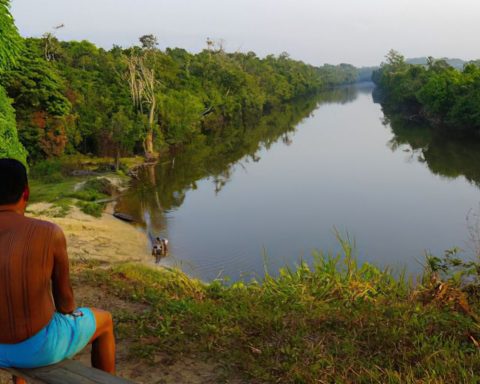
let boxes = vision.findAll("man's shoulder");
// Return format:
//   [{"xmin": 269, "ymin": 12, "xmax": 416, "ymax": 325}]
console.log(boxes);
[{"xmin": 23, "ymin": 215, "xmax": 62, "ymax": 235}]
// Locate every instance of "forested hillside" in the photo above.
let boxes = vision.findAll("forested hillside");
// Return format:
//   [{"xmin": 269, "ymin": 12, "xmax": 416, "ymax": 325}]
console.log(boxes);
[
  {"xmin": 0, "ymin": 0, "xmax": 27, "ymax": 164},
  {"xmin": 373, "ymin": 50, "xmax": 480, "ymax": 135},
  {"xmin": 0, "ymin": 2, "xmax": 359, "ymax": 164}
]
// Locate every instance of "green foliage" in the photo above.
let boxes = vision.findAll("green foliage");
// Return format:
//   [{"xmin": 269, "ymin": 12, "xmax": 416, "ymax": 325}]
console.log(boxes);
[
  {"xmin": 0, "ymin": 86, "xmax": 27, "ymax": 164},
  {"xmin": 0, "ymin": 0, "xmax": 27, "ymax": 165},
  {"xmin": 0, "ymin": 40, "xmax": 72, "ymax": 160},
  {"xmin": 79, "ymin": 244, "xmax": 480, "ymax": 383},
  {"xmin": 29, "ymin": 157, "xmax": 120, "ymax": 216},
  {"xmin": 118, "ymin": 94, "xmax": 327, "ymax": 211},
  {"xmin": 29, "ymin": 157, "xmax": 64, "ymax": 180},
  {"xmin": 0, "ymin": 0, "xmax": 23, "ymax": 71},
  {"xmin": 70, "ymin": 177, "xmax": 112, "ymax": 201},
  {"xmin": 111, "ymin": 107, "xmax": 137, "ymax": 152},
  {"xmin": 76, "ymin": 201, "xmax": 104, "ymax": 217},
  {"xmin": 30, "ymin": 159, "xmax": 64, "ymax": 184},
  {"xmin": 1, "ymin": 34, "xmax": 360, "ymax": 161},
  {"xmin": 2, "ymin": 53, "xmax": 71, "ymax": 116},
  {"xmin": 159, "ymin": 90, "xmax": 204, "ymax": 145},
  {"xmin": 374, "ymin": 50, "xmax": 480, "ymax": 134},
  {"xmin": 318, "ymin": 63, "xmax": 358, "ymax": 87}
]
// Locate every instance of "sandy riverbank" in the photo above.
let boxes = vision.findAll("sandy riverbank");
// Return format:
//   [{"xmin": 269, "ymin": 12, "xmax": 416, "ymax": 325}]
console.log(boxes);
[
  {"xmin": 0, "ymin": 204, "xmax": 224, "ymax": 384},
  {"xmin": 26, "ymin": 203, "xmax": 151, "ymax": 264}
]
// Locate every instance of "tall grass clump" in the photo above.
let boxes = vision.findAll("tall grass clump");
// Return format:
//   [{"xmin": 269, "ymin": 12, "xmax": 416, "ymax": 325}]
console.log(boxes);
[{"xmin": 79, "ymin": 241, "xmax": 480, "ymax": 383}]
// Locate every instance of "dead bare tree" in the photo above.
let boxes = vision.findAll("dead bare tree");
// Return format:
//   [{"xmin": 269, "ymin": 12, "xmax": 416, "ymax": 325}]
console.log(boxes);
[
  {"xmin": 126, "ymin": 54, "xmax": 158, "ymax": 157},
  {"xmin": 43, "ymin": 24, "xmax": 64, "ymax": 61}
]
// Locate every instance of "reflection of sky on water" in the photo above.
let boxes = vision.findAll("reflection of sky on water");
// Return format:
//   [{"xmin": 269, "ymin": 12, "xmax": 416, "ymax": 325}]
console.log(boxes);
[{"xmin": 120, "ymin": 84, "xmax": 480, "ymax": 281}]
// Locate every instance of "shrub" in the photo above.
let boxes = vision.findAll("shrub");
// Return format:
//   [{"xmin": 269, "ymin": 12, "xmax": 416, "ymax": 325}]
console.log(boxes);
[
  {"xmin": 30, "ymin": 158, "xmax": 64, "ymax": 181},
  {"xmin": 76, "ymin": 201, "xmax": 104, "ymax": 217}
]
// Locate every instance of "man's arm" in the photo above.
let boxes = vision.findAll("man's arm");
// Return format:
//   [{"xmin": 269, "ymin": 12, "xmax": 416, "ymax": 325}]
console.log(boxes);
[{"xmin": 51, "ymin": 225, "xmax": 76, "ymax": 314}]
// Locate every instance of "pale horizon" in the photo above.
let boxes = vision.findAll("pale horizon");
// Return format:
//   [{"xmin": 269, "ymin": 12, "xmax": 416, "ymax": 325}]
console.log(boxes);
[{"xmin": 10, "ymin": 0, "xmax": 480, "ymax": 67}]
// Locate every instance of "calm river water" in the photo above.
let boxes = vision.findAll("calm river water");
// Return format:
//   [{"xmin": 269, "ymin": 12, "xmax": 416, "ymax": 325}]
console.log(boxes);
[{"xmin": 117, "ymin": 83, "xmax": 480, "ymax": 281}]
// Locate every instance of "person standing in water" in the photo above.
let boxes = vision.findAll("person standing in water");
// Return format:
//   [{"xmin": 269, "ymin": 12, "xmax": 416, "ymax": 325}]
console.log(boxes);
[
  {"xmin": 161, "ymin": 238, "xmax": 169, "ymax": 255},
  {"xmin": 152, "ymin": 237, "xmax": 169, "ymax": 263},
  {"xmin": 0, "ymin": 159, "xmax": 116, "ymax": 383},
  {"xmin": 152, "ymin": 237, "xmax": 163, "ymax": 262}
]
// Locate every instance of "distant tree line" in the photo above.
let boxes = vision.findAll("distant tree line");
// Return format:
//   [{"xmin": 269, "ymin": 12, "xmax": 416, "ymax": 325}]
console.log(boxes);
[
  {"xmin": 373, "ymin": 50, "xmax": 480, "ymax": 135},
  {"xmin": 0, "ymin": 2, "xmax": 362, "ymax": 164}
]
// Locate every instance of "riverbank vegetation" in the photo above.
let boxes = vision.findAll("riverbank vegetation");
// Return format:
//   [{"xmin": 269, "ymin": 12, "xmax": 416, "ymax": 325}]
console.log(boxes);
[
  {"xmin": 76, "ymin": 241, "xmax": 480, "ymax": 383},
  {"xmin": 27, "ymin": 155, "xmax": 141, "ymax": 217},
  {"xmin": 118, "ymin": 89, "xmax": 357, "ymax": 213},
  {"xmin": 373, "ymin": 50, "xmax": 480, "ymax": 135},
  {"xmin": 4, "ymin": 2, "xmax": 480, "ymax": 382},
  {"xmin": 0, "ymin": 0, "xmax": 360, "ymax": 166},
  {"xmin": 0, "ymin": 0, "xmax": 27, "ymax": 164}
]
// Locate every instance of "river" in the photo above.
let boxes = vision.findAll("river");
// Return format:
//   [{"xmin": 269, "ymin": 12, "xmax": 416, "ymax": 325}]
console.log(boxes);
[{"xmin": 116, "ymin": 83, "xmax": 480, "ymax": 281}]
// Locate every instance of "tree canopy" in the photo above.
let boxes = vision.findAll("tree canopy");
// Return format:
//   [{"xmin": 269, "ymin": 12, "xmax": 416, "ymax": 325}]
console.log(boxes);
[
  {"xmin": 373, "ymin": 50, "xmax": 480, "ymax": 135},
  {"xmin": 0, "ymin": 0, "xmax": 27, "ymax": 165},
  {"xmin": 0, "ymin": 24, "xmax": 361, "ymax": 163}
]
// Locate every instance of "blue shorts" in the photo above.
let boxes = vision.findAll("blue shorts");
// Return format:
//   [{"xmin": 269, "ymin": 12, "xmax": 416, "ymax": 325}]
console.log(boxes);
[{"xmin": 0, "ymin": 308, "xmax": 96, "ymax": 368}]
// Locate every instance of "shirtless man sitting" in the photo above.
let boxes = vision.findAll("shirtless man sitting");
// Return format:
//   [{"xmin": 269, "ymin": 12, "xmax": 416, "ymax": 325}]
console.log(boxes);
[{"xmin": 0, "ymin": 159, "xmax": 116, "ymax": 383}]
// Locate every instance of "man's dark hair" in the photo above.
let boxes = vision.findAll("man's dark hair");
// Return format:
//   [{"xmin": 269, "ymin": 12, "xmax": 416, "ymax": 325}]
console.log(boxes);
[{"xmin": 0, "ymin": 158, "xmax": 28, "ymax": 205}]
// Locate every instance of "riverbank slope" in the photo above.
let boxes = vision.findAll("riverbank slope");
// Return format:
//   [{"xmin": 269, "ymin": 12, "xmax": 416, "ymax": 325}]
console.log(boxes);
[
  {"xmin": 3, "ymin": 159, "xmax": 480, "ymax": 383},
  {"xmin": 27, "ymin": 203, "xmax": 150, "ymax": 263},
  {"xmin": 6, "ymin": 201, "xmax": 480, "ymax": 383}
]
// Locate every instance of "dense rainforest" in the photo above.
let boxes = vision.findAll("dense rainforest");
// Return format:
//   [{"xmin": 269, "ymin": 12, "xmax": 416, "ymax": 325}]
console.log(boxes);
[
  {"xmin": 0, "ymin": 0, "xmax": 27, "ymax": 163},
  {"xmin": 373, "ymin": 50, "xmax": 480, "ymax": 135},
  {"xmin": 0, "ymin": 1, "xmax": 361, "ymax": 165}
]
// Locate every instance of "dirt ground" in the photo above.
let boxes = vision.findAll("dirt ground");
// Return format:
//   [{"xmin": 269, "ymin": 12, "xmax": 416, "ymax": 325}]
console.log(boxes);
[
  {"xmin": 0, "ymin": 282, "xmax": 227, "ymax": 383},
  {"xmin": 0, "ymin": 206, "xmax": 239, "ymax": 384},
  {"xmin": 72, "ymin": 285, "xmax": 231, "ymax": 384}
]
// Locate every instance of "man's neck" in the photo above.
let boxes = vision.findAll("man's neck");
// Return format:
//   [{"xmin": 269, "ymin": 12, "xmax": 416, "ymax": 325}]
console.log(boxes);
[{"xmin": 0, "ymin": 204, "xmax": 25, "ymax": 215}]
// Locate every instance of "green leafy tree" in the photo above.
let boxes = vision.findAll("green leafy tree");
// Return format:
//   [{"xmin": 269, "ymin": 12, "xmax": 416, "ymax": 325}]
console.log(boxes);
[
  {"xmin": 1, "ymin": 40, "xmax": 71, "ymax": 159},
  {"xmin": 0, "ymin": 87, "xmax": 27, "ymax": 163},
  {"xmin": 159, "ymin": 90, "xmax": 203, "ymax": 145},
  {"xmin": 110, "ymin": 107, "xmax": 138, "ymax": 169},
  {"xmin": 0, "ymin": 0, "xmax": 22, "ymax": 69},
  {"xmin": 375, "ymin": 49, "xmax": 480, "ymax": 134},
  {"xmin": 0, "ymin": 0, "xmax": 27, "ymax": 165},
  {"xmin": 3, "ymin": 31, "xmax": 363, "ymax": 161}
]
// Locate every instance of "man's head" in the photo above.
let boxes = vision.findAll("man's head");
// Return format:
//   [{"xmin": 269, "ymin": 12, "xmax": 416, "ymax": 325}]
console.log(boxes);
[{"xmin": 0, "ymin": 158, "xmax": 29, "ymax": 211}]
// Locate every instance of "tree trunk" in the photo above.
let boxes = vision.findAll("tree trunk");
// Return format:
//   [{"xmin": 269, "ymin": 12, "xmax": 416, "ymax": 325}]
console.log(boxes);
[
  {"xmin": 145, "ymin": 96, "xmax": 156, "ymax": 157},
  {"xmin": 114, "ymin": 147, "xmax": 120, "ymax": 171},
  {"xmin": 145, "ymin": 130, "xmax": 154, "ymax": 156}
]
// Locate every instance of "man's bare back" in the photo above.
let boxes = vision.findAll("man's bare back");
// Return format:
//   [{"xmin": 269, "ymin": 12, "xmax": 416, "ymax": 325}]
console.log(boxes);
[
  {"xmin": 0, "ymin": 212, "xmax": 74, "ymax": 343},
  {"xmin": 0, "ymin": 158, "xmax": 116, "ymax": 381}
]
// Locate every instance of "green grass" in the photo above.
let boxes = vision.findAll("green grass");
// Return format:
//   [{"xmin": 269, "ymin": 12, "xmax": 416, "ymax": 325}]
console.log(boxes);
[
  {"xmin": 75, "ymin": 201, "xmax": 105, "ymax": 217},
  {"xmin": 29, "ymin": 175, "xmax": 111, "ymax": 217},
  {"xmin": 29, "ymin": 177, "xmax": 108, "ymax": 217},
  {"xmin": 28, "ymin": 178, "xmax": 80, "ymax": 217},
  {"xmin": 29, "ymin": 178, "xmax": 80, "ymax": 204},
  {"xmin": 27, "ymin": 155, "xmax": 140, "ymax": 216},
  {"xmin": 77, "ymin": 242, "xmax": 480, "ymax": 383}
]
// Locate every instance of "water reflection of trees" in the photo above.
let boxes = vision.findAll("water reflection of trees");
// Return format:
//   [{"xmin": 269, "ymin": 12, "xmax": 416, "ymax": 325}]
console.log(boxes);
[
  {"xmin": 385, "ymin": 113, "xmax": 480, "ymax": 186},
  {"xmin": 117, "ymin": 86, "xmax": 362, "ymax": 232}
]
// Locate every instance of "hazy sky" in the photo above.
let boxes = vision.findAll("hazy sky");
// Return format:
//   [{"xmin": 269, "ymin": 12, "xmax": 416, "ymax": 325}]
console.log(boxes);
[{"xmin": 10, "ymin": 0, "xmax": 480, "ymax": 67}]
